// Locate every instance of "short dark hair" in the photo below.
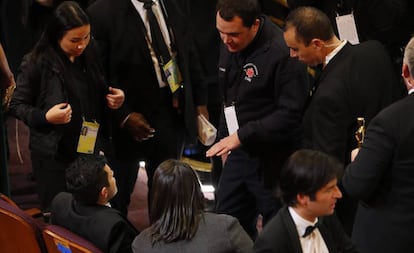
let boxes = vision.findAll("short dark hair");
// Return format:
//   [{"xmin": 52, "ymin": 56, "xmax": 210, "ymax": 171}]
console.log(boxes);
[
  {"xmin": 285, "ymin": 6, "xmax": 334, "ymax": 46},
  {"xmin": 66, "ymin": 155, "xmax": 109, "ymax": 205},
  {"xmin": 149, "ymin": 159, "xmax": 205, "ymax": 244},
  {"xmin": 216, "ymin": 0, "xmax": 261, "ymax": 27},
  {"xmin": 279, "ymin": 149, "xmax": 343, "ymax": 206}
]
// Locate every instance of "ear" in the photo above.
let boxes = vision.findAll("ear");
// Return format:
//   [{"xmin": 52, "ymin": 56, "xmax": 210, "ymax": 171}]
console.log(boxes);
[
  {"xmin": 402, "ymin": 63, "xmax": 410, "ymax": 79},
  {"xmin": 402, "ymin": 63, "xmax": 414, "ymax": 91},
  {"xmin": 100, "ymin": 186, "xmax": 108, "ymax": 199},
  {"xmin": 310, "ymin": 39, "xmax": 323, "ymax": 49},
  {"xmin": 296, "ymin": 193, "xmax": 310, "ymax": 206},
  {"xmin": 252, "ymin": 18, "xmax": 260, "ymax": 32}
]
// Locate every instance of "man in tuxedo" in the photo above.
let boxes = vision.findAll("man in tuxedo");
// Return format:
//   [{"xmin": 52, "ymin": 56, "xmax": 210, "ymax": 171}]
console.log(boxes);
[
  {"xmin": 342, "ymin": 36, "xmax": 414, "ymax": 253},
  {"xmin": 283, "ymin": 6, "xmax": 402, "ymax": 234},
  {"xmin": 87, "ymin": 0, "xmax": 207, "ymax": 214},
  {"xmin": 51, "ymin": 155, "xmax": 138, "ymax": 253},
  {"xmin": 252, "ymin": 149, "xmax": 358, "ymax": 253},
  {"xmin": 285, "ymin": 0, "xmax": 414, "ymax": 78}
]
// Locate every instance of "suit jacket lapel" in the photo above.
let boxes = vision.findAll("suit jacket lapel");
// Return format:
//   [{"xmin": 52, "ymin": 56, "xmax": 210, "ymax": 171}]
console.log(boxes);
[
  {"xmin": 281, "ymin": 207, "xmax": 305, "ymax": 253},
  {"xmin": 319, "ymin": 42, "xmax": 353, "ymax": 84},
  {"xmin": 317, "ymin": 217, "xmax": 338, "ymax": 253},
  {"xmin": 125, "ymin": 0, "xmax": 154, "ymax": 64}
]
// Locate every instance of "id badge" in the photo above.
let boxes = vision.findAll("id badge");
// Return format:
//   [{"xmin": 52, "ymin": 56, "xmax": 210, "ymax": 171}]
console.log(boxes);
[
  {"xmin": 224, "ymin": 105, "xmax": 239, "ymax": 135},
  {"xmin": 336, "ymin": 13, "xmax": 360, "ymax": 45},
  {"xmin": 77, "ymin": 120, "xmax": 99, "ymax": 154},
  {"xmin": 163, "ymin": 56, "xmax": 183, "ymax": 93}
]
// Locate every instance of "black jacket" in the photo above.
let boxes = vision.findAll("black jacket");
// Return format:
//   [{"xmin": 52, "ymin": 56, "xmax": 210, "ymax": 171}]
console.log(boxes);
[
  {"xmin": 252, "ymin": 206, "xmax": 358, "ymax": 253},
  {"xmin": 87, "ymin": 0, "xmax": 207, "ymax": 150},
  {"xmin": 51, "ymin": 192, "xmax": 138, "ymax": 253},
  {"xmin": 10, "ymin": 45, "xmax": 112, "ymax": 161},
  {"xmin": 217, "ymin": 16, "xmax": 308, "ymax": 187},
  {"xmin": 218, "ymin": 15, "xmax": 308, "ymax": 151}
]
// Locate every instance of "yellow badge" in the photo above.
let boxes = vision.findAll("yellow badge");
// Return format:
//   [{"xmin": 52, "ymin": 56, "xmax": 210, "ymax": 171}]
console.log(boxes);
[
  {"xmin": 163, "ymin": 56, "xmax": 183, "ymax": 93},
  {"xmin": 77, "ymin": 120, "xmax": 99, "ymax": 154}
]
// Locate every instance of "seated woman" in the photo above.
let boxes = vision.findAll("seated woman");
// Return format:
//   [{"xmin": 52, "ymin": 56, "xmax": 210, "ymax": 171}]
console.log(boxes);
[{"xmin": 132, "ymin": 159, "xmax": 252, "ymax": 253}]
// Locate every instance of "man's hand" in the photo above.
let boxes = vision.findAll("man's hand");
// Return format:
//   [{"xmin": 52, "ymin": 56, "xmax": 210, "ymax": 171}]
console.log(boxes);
[
  {"xmin": 106, "ymin": 87, "xmax": 125, "ymax": 109},
  {"xmin": 206, "ymin": 132, "xmax": 241, "ymax": 157},
  {"xmin": 35, "ymin": 0, "xmax": 53, "ymax": 7},
  {"xmin": 351, "ymin": 148, "xmax": 360, "ymax": 162},
  {"xmin": 197, "ymin": 105, "xmax": 209, "ymax": 120},
  {"xmin": 124, "ymin": 112, "xmax": 155, "ymax": 141},
  {"xmin": 45, "ymin": 103, "xmax": 72, "ymax": 124}
]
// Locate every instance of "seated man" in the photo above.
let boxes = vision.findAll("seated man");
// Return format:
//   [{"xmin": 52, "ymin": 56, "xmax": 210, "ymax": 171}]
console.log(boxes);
[
  {"xmin": 51, "ymin": 155, "xmax": 138, "ymax": 253},
  {"xmin": 252, "ymin": 149, "xmax": 358, "ymax": 253}
]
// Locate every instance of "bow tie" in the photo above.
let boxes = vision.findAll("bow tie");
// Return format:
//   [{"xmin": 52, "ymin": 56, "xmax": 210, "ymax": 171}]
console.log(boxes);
[
  {"xmin": 137, "ymin": 0, "xmax": 153, "ymax": 9},
  {"xmin": 302, "ymin": 223, "xmax": 319, "ymax": 238}
]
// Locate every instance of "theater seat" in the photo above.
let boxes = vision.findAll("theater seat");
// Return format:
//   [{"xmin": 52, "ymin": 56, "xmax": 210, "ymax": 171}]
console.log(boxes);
[
  {"xmin": 0, "ymin": 194, "xmax": 46, "ymax": 253},
  {"xmin": 0, "ymin": 193, "xmax": 42, "ymax": 218},
  {"xmin": 43, "ymin": 224, "xmax": 103, "ymax": 253}
]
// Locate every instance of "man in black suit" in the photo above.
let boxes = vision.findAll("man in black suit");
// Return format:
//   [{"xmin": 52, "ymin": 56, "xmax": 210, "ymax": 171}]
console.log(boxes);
[
  {"xmin": 87, "ymin": 0, "xmax": 207, "ymax": 214},
  {"xmin": 342, "ymin": 36, "xmax": 414, "ymax": 253},
  {"xmin": 253, "ymin": 149, "xmax": 358, "ymax": 253},
  {"xmin": 285, "ymin": 0, "xmax": 414, "ymax": 77},
  {"xmin": 51, "ymin": 155, "xmax": 138, "ymax": 253},
  {"xmin": 283, "ymin": 6, "xmax": 402, "ymax": 234}
]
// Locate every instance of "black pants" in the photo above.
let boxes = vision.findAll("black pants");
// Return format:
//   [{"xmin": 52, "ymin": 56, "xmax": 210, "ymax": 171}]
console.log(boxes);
[
  {"xmin": 215, "ymin": 148, "xmax": 279, "ymax": 239},
  {"xmin": 112, "ymin": 91, "xmax": 185, "ymax": 215},
  {"xmin": 31, "ymin": 154, "xmax": 67, "ymax": 211}
]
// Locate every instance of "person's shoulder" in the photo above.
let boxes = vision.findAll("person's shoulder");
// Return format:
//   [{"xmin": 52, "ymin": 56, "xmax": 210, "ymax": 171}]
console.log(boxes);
[
  {"xmin": 52, "ymin": 192, "xmax": 73, "ymax": 206},
  {"xmin": 202, "ymin": 212, "xmax": 238, "ymax": 224},
  {"xmin": 375, "ymin": 94, "xmax": 414, "ymax": 120},
  {"xmin": 253, "ymin": 208, "xmax": 293, "ymax": 252},
  {"xmin": 132, "ymin": 227, "xmax": 153, "ymax": 250},
  {"xmin": 353, "ymin": 40, "xmax": 386, "ymax": 53},
  {"xmin": 92, "ymin": 206, "xmax": 138, "ymax": 234},
  {"xmin": 94, "ymin": 206, "xmax": 126, "ymax": 221},
  {"xmin": 88, "ymin": 0, "xmax": 126, "ymax": 15},
  {"xmin": 262, "ymin": 18, "xmax": 288, "ymax": 54},
  {"xmin": 198, "ymin": 212, "xmax": 244, "ymax": 234}
]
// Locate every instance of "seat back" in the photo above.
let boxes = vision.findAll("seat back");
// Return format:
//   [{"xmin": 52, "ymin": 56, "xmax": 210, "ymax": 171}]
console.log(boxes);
[
  {"xmin": 43, "ymin": 224, "xmax": 103, "ymax": 253},
  {"xmin": 0, "ymin": 195, "xmax": 45, "ymax": 253}
]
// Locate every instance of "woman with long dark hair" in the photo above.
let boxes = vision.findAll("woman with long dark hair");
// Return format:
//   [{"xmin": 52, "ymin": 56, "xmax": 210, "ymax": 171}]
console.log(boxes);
[
  {"xmin": 9, "ymin": 1, "xmax": 124, "ymax": 212},
  {"xmin": 132, "ymin": 159, "xmax": 252, "ymax": 253}
]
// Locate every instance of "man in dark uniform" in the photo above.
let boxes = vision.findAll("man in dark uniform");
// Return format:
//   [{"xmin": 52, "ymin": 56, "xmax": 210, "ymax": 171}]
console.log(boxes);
[{"xmin": 207, "ymin": 0, "xmax": 308, "ymax": 239}]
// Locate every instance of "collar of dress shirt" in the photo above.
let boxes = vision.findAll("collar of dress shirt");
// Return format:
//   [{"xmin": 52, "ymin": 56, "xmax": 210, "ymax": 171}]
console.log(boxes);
[
  {"xmin": 288, "ymin": 206, "xmax": 318, "ymax": 238},
  {"xmin": 325, "ymin": 40, "xmax": 347, "ymax": 66}
]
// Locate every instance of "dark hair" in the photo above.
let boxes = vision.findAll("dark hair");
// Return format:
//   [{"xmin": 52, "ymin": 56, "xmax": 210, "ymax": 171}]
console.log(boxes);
[
  {"xmin": 216, "ymin": 0, "xmax": 261, "ymax": 27},
  {"xmin": 32, "ymin": 1, "xmax": 89, "ymax": 59},
  {"xmin": 30, "ymin": 1, "xmax": 106, "ymax": 97},
  {"xmin": 149, "ymin": 159, "xmax": 205, "ymax": 244},
  {"xmin": 278, "ymin": 149, "xmax": 343, "ymax": 206},
  {"xmin": 66, "ymin": 155, "xmax": 109, "ymax": 205},
  {"xmin": 285, "ymin": 6, "xmax": 334, "ymax": 46}
]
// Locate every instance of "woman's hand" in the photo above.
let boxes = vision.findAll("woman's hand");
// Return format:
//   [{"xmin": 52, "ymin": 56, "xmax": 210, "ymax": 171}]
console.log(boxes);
[
  {"xmin": 45, "ymin": 103, "xmax": 72, "ymax": 124},
  {"xmin": 106, "ymin": 87, "xmax": 125, "ymax": 109}
]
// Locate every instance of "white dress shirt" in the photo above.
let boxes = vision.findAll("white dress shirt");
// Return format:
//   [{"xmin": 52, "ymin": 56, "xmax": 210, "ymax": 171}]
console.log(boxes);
[
  {"xmin": 131, "ymin": 0, "xmax": 172, "ymax": 88},
  {"xmin": 325, "ymin": 40, "xmax": 347, "ymax": 67},
  {"xmin": 288, "ymin": 207, "xmax": 329, "ymax": 253}
]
